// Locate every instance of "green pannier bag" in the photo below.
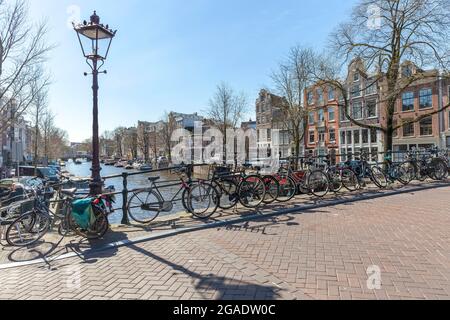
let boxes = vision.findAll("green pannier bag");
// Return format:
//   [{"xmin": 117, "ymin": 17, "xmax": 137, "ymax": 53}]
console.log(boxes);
[{"xmin": 71, "ymin": 198, "xmax": 96, "ymax": 230}]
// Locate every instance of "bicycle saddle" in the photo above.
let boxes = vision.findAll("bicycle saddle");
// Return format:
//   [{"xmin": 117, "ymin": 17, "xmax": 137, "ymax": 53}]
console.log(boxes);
[
  {"xmin": 61, "ymin": 188, "xmax": 78, "ymax": 197},
  {"xmin": 148, "ymin": 176, "xmax": 160, "ymax": 182}
]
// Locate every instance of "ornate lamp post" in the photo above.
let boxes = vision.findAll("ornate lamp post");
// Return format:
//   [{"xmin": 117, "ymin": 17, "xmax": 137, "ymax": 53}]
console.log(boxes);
[{"xmin": 74, "ymin": 11, "xmax": 116, "ymax": 195}]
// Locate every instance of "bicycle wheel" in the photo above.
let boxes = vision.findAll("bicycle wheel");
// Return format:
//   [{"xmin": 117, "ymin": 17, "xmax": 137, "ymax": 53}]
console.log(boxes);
[
  {"xmin": 238, "ymin": 175, "xmax": 266, "ymax": 208},
  {"xmin": 68, "ymin": 206, "xmax": 109, "ymax": 240},
  {"xmin": 262, "ymin": 175, "xmax": 280, "ymax": 204},
  {"xmin": 430, "ymin": 159, "xmax": 448, "ymax": 181},
  {"xmin": 396, "ymin": 162, "xmax": 414, "ymax": 185},
  {"xmin": 6, "ymin": 211, "xmax": 50, "ymax": 247},
  {"xmin": 307, "ymin": 170, "xmax": 329, "ymax": 198},
  {"xmin": 188, "ymin": 182, "xmax": 219, "ymax": 219},
  {"xmin": 370, "ymin": 166, "xmax": 388, "ymax": 188},
  {"xmin": 327, "ymin": 169, "xmax": 343, "ymax": 193},
  {"xmin": 128, "ymin": 190, "xmax": 164, "ymax": 224},
  {"xmin": 214, "ymin": 179, "xmax": 239, "ymax": 210},
  {"xmin": 276, "ymin": 176, "xmax": 296, "ymax": 203},
  {"xmin": 341, "ymin": 168, "xmax": 359, "ymax": 192}
]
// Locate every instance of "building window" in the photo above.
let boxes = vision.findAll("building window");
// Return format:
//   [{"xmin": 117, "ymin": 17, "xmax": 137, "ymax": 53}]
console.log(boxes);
[
  {"xmin": 403, "ymin": 120, "xmax": 415, "ymax": 137},
  {"xmin": 309, "ymin": 131, "xmax": 315, "ymax": 144},
  {"xmin": 328, "ymin": 86, "xmax": 335, "ymax": 101},
  {"xmin": 340, "ymin": 106, "xmax": 348, "ymax": 122},
  {"xmin": 341, "ymin": 131, "xmax": 346, "ymax": 145},
  {"xmin": 353, "ymin": 72, "xmax": 360, "ymax": 82},
  {"xmin": 307, "ymin": 91, "xmax": 314, "ymax": 105},
  {"xmin": 365, "ymin": 81, "xmax": 377, "ymax": 95},
  {"xmin": 347, "ymin": 131, "xmax": 352, "ymax": 145},
  {"xmin": 419, "ymin": 88, "xmax": 432, "ymax": 109},
  {"xmin": 328, "ymin": 107, "xmax": 335, "ymax": 122},
  {"xmin": 402, "ymin": 65, "xmax": 412, "ymax": 77},
  {"xmin": 370, "ymin": 129, "xmax": 377, "ymax": 143},
  {"xmin": 351, "ymin": 84, "xmax": 361, "ymax": 98},
  {"xmin": 352, "ymin": 102, "xmax": 363, "ymax": 119},
  {"xmin": 309, "ymin": 112, "xmax": 315, "ymax": 125},
  {"xmin": 367, "ymin": 100, "xmax": 377, "ymax": 118},
  {"xmin": 419, "ymin": 117, "xmax": 433, "ymax": 136},
  {"xmin": 402, "ymin": 92, "xmax": 415, "ymax": 112},
  {"xmin": 318, "ymin": 129, "xmax": 325, "ymax": 142},
  {"xmin": 267, "ymin": 129, "xmax": 272, "ymax": 141},
  {"xmin": 362, "ymin": 129, "xmax": 369, "ymax": 144},
  {"xmin": 317, "ymin": 88, "xmax": 324, "ymax": 105},
  {"xmin": 318, "ymin": 109, "xmax": 325, "ymax": 122},
  {"xmin": 354, "ymin": 131, "xmax": 360, "ymax": 144},
  {"xmin": 329, "ymin": 128, "xmax": 336, "ymax": 142},
  {"xmin": 371, "ymin": 147, "xmax": 379, "ymax": 162}
]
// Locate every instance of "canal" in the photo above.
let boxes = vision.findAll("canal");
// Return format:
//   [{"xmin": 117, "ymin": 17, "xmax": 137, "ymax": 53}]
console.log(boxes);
[{"xmin": 65, "ymin": 160, "xmax": 187, "ymax": 224}]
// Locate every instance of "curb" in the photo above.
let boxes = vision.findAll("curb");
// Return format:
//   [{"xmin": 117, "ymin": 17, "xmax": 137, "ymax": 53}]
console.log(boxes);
[{"xmin": 1, "ymin": 182, "xmax": 449, "ymax": 270}]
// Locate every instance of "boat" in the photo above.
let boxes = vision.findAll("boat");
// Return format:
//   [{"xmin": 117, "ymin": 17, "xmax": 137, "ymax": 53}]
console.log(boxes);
[
  {"xmin": 59, "ymin": 161, "xmax": 66, "ymax": 167},
  {"xmin": 104, "ymin": 159, "xmax": 116, "ymax": 166},
  {"xmin": 114, "ymin": 161, "xmax": 124, "ymax": 168},
  {"xmin": 75, "ymin": 159, "xmax": 83, "ymax": 165},
  {"xmin": 125, "ymin": 164, "xmax": 134, "ymax": 170},
  {"xmin": 138, "ymin": 163, "xmax": 153, "ymax": 171}
]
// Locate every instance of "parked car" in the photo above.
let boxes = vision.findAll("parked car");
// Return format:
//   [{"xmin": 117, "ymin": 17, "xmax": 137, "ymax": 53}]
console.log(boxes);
[
  {"xmin": 18, "ymin": 166, "xmax": 60, "ymax": 183},
  {"xmin": 157, "ymin": 156, "xmax": 169, "ymax": 168}
]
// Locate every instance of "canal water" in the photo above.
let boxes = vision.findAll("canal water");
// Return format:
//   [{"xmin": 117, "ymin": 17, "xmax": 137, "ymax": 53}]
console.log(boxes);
[{"xmin": 65, "ymin": 161, "xmax": 187, "ymax": 224}]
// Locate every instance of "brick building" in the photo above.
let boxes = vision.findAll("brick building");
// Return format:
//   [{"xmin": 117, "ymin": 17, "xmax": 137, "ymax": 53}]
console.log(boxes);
[
  {"xmin": 304, "ymin": 82, "xmax": 340, "ymax": 157},
  {"xmin": 256, "ymin": 90, "xmax": 297, "ymax": 158}
]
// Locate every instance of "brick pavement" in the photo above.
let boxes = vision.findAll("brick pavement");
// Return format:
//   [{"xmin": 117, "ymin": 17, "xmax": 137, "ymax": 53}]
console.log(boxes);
[{"xmin": 0, "ymin": 187, "xmax": 449, "ymax": 300}]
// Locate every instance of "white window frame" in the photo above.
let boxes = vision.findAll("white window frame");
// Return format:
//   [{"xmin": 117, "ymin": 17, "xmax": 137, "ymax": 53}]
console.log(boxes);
[{"xmin": 366, "ymin": 100, "xmax": 378, "ymax": 119}]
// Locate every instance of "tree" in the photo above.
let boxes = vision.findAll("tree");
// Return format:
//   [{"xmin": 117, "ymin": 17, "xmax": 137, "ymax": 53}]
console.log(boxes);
[
  {"xmin": 28, "ymin": 85, "xmax": 48, "ymax": 169},
  {"xmin": 271, "ymin": 46, "xmax": 316, "ymax": 166},
  {"xmin": 0, "ymin": 0, "xmax": 53, "ymax": 134},
  {"xmin": 205, "ymin": 82, "xmax": 248, "ymax": 163},
  {"xmin": 160, "ymin": 112, "xmax": 176, "ymax": 163},
  {"xmin": 327, "ymin": 0, "xmax": 450, "ymax": 153}
]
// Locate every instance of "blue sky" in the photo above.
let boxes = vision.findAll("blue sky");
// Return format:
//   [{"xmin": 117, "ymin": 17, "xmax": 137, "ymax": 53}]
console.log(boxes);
[{"xmin": 28, "ymin": 0, "xmax": 358, "ymax": 142}]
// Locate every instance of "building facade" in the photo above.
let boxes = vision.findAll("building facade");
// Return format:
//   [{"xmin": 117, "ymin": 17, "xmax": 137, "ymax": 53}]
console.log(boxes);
[
  {"xmin": 256, "ymin": 89, "xmax": 298, "ymax": 158},
  {"xmin": 304, "ymin": 83, "xmax": 340, "ymax": 157}
]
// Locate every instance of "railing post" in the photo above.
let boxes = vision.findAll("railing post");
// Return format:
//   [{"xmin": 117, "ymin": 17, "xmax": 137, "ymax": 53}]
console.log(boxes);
[{"xmin": 121, "ymin": 172, "xmax": 130, "ymax": 225}]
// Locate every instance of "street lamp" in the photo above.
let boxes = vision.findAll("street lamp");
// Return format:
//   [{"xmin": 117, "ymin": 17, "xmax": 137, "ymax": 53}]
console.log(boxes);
[{"xmin": 74, "ymin": 11, "xmax": 116, "ymax": 195}]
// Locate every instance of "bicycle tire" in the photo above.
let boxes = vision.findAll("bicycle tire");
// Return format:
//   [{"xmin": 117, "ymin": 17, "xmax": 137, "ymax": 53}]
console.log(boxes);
[
  {"xmin": 213, "ymin": 178, "xmax": 239, "ymax": 210},
  {"xmin": 307, "ymin": 170, "xmax": 330, "ymax": 198},
  {"xmin": 68, "ymin": 206, "xmax": 109, "ymax": 240},
  {"xmin": 276, "ymin": 176, "xmax": 296, "ymax": 203},
  {"xmin": 370, "ymin": 166, "xmax": 388, "ymax": 188},
  {"xmin": 238, "ymin": 175, "xmax": 266, "ymax": 208},
  {"xmin": 128, "ymin": 189, "xmax": 164, "ymax": 224},
  {"xmin": 188, "ymin": 182, "xmax": 219, "ymax": 219},
  {"xmin": 6, "ymin": 211, "xmax": 50, "ymax": 247},
  {"xmin": 262, "ymin": 175, "xmax": 280, "ymax": 204},
  {"xmin": 341, "ymin": 168, "xmax": 359, "ymax": 192}
]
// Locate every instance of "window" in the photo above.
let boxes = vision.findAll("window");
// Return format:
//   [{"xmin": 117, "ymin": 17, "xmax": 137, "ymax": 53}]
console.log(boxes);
[
  {"xmin": 341, "ymin": 131, "xmax": 346, "ymax": 145},
  {"xmin": 365, "ymin": 82, "xmax": 377, "ymax": 95},
  {"xmin": 367, "ymin": 100, "xmax": 377, "ymax": 118},
  {"xmin": 362, "ymin": 129, "xmax": 369, "ymax": 144},
  {"xmin": 318, "ymin": 129, "xmax": 325, "ymax": 142},
  {"xmin": 370, "ymin": 129, "xmax": 377, "ymax": 144},
  {"xmin": 341, "ymin": 148, "xmax": 347, "ymax": 162},
  {"xmin": 328, "ymin": 107, "xmax": 335, "ymax": 122},
  {"xmin": 402, "ymin": 65, "xmax": 412, "ymax": 77},
  {"xmin": 403, "ymin": 120, "xmax": 415, "ymax": 137},
  {"xmin": 353, "ymin": 72, "xmax": 360, "ymax": 82},
  {"xmin": 329, "ymin": 128, "xmax": 336, "ymax": 142},
  {"xmin": 309, "ymin": 131, "xmax": 315, "ymax": 144},
  {"xmin": 354, "ymin": 131, "xmax": 360, "ymax": 144},
  {"xmin": 317, "ymin": 89, "xmax": 324, "ymax": 105},
  {"xmin": 318, "ymin": 109, "xmax": 325, "ymax": 122},
  {"xmin": 420, "ymin": 117, "xmax": 433, "ymax": 136},
  {"xmin": 352, "ymin": 102, "xmax": 363, "ymax": 119},
  {"xmin": 351, "ymin": 84, "xmax": 361, "ymax": 98},
  {"xmin": 309, "ymin": 112, "xmax": 315, "ymax": 125},
  {"xmin": 267, "ymin": 129, "xmax": 272, "ymax": 141},
  {"xmin": 402, "ymin": 92, "xmax": 415, "ymax": 112},
  {"xmin": 307, "ymin": 91, "xmax": 314, "ymax": 105},
  {"xmin": 419, "ymin": 89, "xmax": 432, "ymax": 109},
  {"xmin": 347, "ymin": 131, "xmax": 352, "ymax": 145},
  {"xmin": 371, "ymin": 147, "xmax": 379, "ymax": 162},
  {"xmin": 328, "ymin": 86, "xmax": 335, "ymax": 101}
]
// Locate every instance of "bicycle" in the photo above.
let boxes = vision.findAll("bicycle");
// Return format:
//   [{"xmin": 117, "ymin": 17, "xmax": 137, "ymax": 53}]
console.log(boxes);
[
  {"xmin": 383, "ymin": 154, "xmax": 414, "ymax": 186},
  {"xmin": 345, "ymin": 152, "xmax": 388, "ymax": 189},
  {"xmin": 127, "ymin": 164, "xmax": 220, "ymax": 223},
  {"xmin": 322, "ymin": 157, "xmax": 360, "ymax": 193}
]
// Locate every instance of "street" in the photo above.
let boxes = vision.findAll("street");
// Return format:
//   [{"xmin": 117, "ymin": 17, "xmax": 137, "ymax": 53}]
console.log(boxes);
[{"xmin": 0, "ymin": 186, "xmax": 449, "ymax": 300}]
